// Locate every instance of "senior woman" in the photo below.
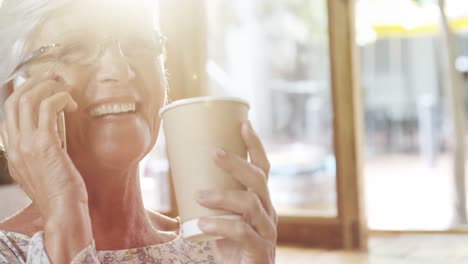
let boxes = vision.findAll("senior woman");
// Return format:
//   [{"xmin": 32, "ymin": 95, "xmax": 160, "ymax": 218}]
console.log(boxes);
[{"xmin": 0, "ymin": 0, "xmax": 277, "ymax": 263}]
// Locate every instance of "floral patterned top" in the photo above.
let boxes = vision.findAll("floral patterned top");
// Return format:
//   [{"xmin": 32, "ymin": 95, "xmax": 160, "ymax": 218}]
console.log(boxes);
[{"xmin": 0, "ymin": 230, "xmax": 217, "ymax": 264}]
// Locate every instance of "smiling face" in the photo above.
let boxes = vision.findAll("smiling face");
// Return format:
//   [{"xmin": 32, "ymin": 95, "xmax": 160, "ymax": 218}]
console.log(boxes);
[{"xmin": 27, "ymin": 0, "xmax": 166, "ymax": 171}]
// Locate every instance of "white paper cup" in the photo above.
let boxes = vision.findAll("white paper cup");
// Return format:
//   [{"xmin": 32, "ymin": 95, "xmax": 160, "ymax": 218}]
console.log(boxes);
[{"xmin": 160, "ymin": 97, "xmax": 249, "ymax": 241}]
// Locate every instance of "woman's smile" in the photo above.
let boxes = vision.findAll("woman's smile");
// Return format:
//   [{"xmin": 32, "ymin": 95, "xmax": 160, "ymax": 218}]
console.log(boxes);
[
  {"xmin": 87, "ymin": 96, "xmax": 138, "ymax": 120},
  {"xmin": 89, "ymin": 103, "xmax": 136, "ymax": 117}
]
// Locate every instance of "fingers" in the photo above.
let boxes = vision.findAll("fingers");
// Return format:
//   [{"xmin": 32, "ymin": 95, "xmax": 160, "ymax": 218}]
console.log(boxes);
[
  {"xmin": 196, "ymin": 189, "xmax": 277, "ymax": 241},
  {"xmin": 241, "ymin": 121, "xmax": 270, "ymax": 178},
  {"xmin": 3, "ymin": 76, "xmax": 45, "ymax": 139},
  {"xmin": 38, "ymin": 92, "xmax": 77, "ymax": 132},
  {"xmin": 198, "ymin": 217, "xmax": 266, "ymax": 250},
  {"xmin": 19, "ymin": 80, "xmax": 65, "ymax": 133},
  {"xmin": 3, "ymin": 74, "xmax": 50, "ymax": 142},
  {"xmin": 3, "ymin": 71, "xmax": 76, "ymax": 161},
  {"xmin": 213, "ymin": 148, "xmax": 276, "ymax": 217}
]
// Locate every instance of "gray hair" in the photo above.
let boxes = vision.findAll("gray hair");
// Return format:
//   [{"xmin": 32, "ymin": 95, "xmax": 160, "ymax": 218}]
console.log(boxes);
[
  {"xmin": 0, "ymin": 0, "xmax": 69, "ymax": 87},
  {"xmin": 0, "ymin": 0, "xmax": 161, "ymax": 88}
]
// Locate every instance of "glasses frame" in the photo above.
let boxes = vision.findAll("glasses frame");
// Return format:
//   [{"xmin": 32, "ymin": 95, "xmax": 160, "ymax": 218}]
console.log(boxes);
[
  {"xmin": 6, "ymin": 44, "xmax": 60, "ymax": 84},
  {"xmin": 6, "ymin": 33, "xmax": 167, "ymax": 84}
]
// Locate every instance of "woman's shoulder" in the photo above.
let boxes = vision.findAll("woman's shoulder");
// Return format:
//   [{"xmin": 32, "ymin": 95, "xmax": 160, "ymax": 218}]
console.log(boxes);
[
  {"xmin": 0, "ymin": 229, "xmax": 30, "ymax": 263},
  {"xmin": 142, "ymin": 211, "xmax": 217, "ymax": 262},
  {"xmin": 145, "ymin": 209, "xmax": 180, "ymax": 232},
  {"xmin": 0, "ymin": 208, "xmax": 37, "ymax": 263},
  {"xmin": 0, "ymin": 204, "xmax": 42, "ymax": 238}
]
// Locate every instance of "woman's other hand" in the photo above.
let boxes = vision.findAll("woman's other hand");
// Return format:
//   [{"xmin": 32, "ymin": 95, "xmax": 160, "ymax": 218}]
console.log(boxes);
[
  {"xmin": 1, "ymin": 73, "xmax": 92, "ymax": 262},
  {"xmin": 196, "ymin": 120, "xmax": 277, "ymax": 264}
]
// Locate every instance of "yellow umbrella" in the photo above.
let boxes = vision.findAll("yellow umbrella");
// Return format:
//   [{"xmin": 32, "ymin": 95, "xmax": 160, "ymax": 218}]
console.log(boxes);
[{"xmin": 356, "ymin": 0, "xmax": 468, "ymax": 41}]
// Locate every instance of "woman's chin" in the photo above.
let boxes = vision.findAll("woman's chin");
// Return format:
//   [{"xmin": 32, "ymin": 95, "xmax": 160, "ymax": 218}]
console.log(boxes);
[
  {"xmin": 101, "ymin": 133, "xmax": 150, "ymax": 163},
  {"xmin": 69, "ymin": 141, "xmax": 148, "ymax": 172},
  {"xmin": 68, "ymin": 117, "xmax": 154, "ymax": 171}
]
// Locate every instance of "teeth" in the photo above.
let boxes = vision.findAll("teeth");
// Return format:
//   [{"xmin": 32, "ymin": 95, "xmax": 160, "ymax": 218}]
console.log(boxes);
[{"xmin": 90, "ymin": 103, "xmax": 136, "ymax": 117}]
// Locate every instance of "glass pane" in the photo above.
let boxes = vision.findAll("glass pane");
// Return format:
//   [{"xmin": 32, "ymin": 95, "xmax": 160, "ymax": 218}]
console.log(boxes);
[
  {"xmin": 206, "ymin": 0, "xmax": 336, "ymax": 216},
  {"xmin": 357, "ymin": 0, "xmax": 468, "ymax": 230},
  {"xmin": 139, "ymin": 132, "xmax": 171, "ymax": 212}
]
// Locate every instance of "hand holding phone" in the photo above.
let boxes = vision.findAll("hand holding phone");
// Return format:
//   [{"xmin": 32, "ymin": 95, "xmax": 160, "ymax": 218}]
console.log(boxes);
[
  {"xmin": 13, "ymin": 75, "xmax": 67, "ymax": 150},
  {"xmin": 2, "ymin": 72, "xmax": 86, "ymax": 226}
]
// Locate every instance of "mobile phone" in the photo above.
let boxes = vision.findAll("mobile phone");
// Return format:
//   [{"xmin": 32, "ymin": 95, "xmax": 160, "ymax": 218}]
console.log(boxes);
[
  {"xmin": 57, "ymin": 111, "xmax": 67, "ymax": 150},
  {"xmin": 13, "ymin": 76, "xmax": 67, "ymax": 150}
]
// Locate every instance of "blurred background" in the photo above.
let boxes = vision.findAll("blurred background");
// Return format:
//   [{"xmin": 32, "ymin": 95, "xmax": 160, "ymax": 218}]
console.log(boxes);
[
  {"xmin": 199, "ymin": 0, "xmax": 468, "ymax": 231},
  {"xmin": 2, "ymin": 0, "xmax": 468, "ymax": 263}
]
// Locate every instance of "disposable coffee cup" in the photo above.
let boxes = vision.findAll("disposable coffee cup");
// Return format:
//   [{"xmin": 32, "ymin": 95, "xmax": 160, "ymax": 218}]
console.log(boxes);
[{"xmin": 159, "ymin": 96, "xmax": 250, "ymax": 241}]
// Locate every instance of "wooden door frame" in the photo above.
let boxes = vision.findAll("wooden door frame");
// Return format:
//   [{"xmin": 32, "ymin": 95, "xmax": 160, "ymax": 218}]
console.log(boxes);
[
  {"xmin": 329, "ymin": 0, "xmax": 366, "ymax": 250},
  {"xmin": 277, "ymin": 0, "xmax": 366, "ymax": 250}
]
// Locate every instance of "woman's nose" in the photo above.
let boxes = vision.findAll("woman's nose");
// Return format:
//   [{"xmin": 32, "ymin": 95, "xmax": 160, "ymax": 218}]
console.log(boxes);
[{"xmin": 95, "ymin": 45, "xmax": 136, "ymax": 84}]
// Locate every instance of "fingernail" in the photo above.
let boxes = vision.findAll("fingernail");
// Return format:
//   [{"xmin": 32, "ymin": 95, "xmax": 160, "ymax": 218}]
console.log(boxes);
[
  {"xmin": 216, "ymin": 148, "xmax": 226, "ymax": 158},
  {"xmin": 46, "ymin": 71, "xmax": 58, "ymax": 80},
  {"xmin": 243, "ymin": 120, "xmax": 254, "ymax": 133},
  {"xmin": 52, "ymin": 74, "xmax": 63, "ymax": 82},
  {"xmin": 198, "ymin": 218, "xmax": 213, "ymax": 231},
  {"xmin": 195, "ymin": 190, "xmax": 209, "ymax": 201}
]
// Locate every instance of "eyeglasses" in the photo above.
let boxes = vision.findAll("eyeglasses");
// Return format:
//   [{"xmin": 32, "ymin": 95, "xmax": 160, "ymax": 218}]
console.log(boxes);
[{"xmin": 7, "ymin": 32, "xmax": 166, "ymax": 83}]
